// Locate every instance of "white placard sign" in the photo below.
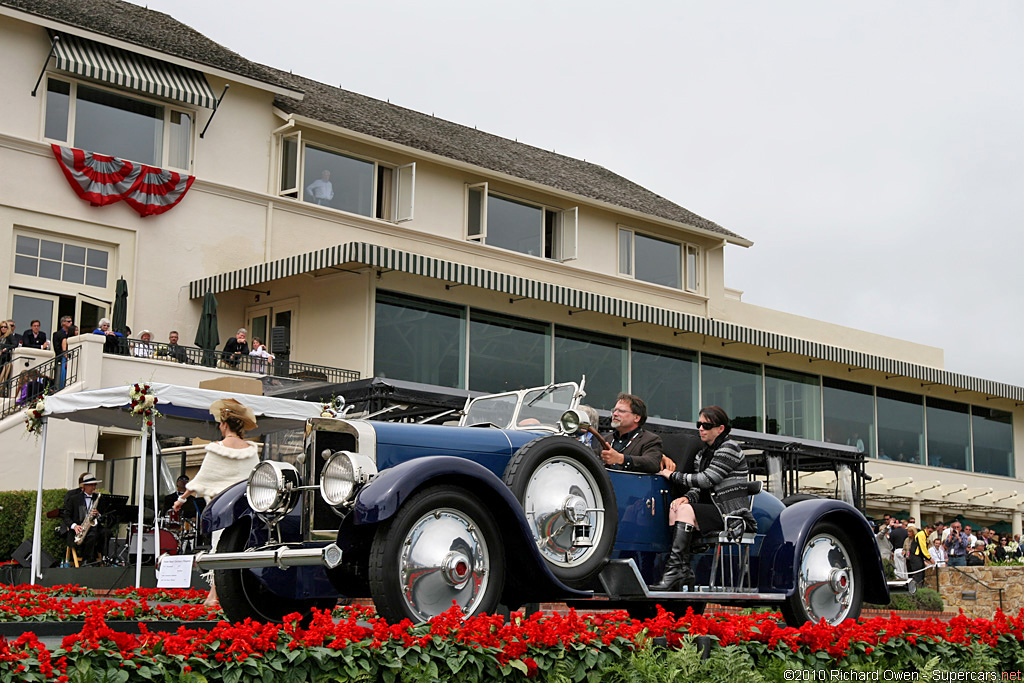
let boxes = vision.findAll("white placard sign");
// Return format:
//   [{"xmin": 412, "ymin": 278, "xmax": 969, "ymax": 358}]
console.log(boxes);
[{"xmin": 157, "ymin": 555, "xmax": 195, "ymax": 588}]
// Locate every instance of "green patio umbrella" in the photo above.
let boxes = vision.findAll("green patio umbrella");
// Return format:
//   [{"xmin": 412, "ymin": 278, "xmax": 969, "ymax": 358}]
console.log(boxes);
[
  {"xmin": 111, "ymin": 277, "xmax": 129, "ymax": 354},
  {"xmin": 194, "ymin": 291, "xmax": 220, "ymax": 367}
]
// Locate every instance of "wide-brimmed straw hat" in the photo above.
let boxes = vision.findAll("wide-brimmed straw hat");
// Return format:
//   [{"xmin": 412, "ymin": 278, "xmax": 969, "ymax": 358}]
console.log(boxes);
[
  {"xmin": 210, "ymin": 398, "xmax": 258, "ymax": 431},
  {"xmin": 80, "ymin": 473, "xmax": 102, "ymax": 486}
]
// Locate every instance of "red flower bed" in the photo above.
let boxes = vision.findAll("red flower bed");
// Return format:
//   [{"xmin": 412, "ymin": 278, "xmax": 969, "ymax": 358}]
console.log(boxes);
[
  {"xmin": 0, "ymin": 584, "xmax": 216, "ymax": 622},
  {"xmin": 1, "ymin": 584, "xmax": 1022, "ymax": 681}
]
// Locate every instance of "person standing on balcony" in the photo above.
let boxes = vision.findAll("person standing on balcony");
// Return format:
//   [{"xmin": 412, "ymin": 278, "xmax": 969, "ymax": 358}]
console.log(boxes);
[
  {"xmin": 248, "ymin": 337, "xmax": 274, "ymax": 374},
  {"xmin": 21, "ymin": 320, "xmax": 50, "ymax": 350},
  {"xmin": 132, "ymin": 330, "xmax": 155, "ymax": 358},
  {"xmin": 92, "ymin": 318, "xmax": 123, "ymax": 354},
  {"xmin": 6, "ymin": 320, "xmax": 22, "ymax": 346},
  {"xmin": 305, "ymin": 169, "xmax": 334, "ymax": 206},
  {"xmin": 0, "ymin": 321, "xmax": 16, "ymax": 395},
  {"xmin": 165, "ymin": 330, "xmax": 189, "ymax": 363},
  {"xmin": 51, "ymin": 316, "xmax": 73, "ymax": 354},
  {"xmin": 174, "ymin": 399, "xmax": 259, "ymax": 609},
  {"xmin": 221, "ymin": 329, "xmax": 249, "ymax": 369}
]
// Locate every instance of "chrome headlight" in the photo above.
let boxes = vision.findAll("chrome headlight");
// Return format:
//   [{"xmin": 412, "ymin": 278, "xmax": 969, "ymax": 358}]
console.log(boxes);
[
  {"xmin": 560, "ymin": 408, "xmax": 588, "ymax": 435},
  {"xmin": 246, "ymin": 461, "xmax": 301, "ymax": 514},
  {"xmin": 320, "ymin": 451, "xmax": 377, "ymax": 507}
]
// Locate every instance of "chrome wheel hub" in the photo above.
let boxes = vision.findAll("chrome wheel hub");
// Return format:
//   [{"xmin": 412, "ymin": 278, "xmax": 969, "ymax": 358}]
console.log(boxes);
[
  {"xmin": 399, "ymin": 508, "xmax": 488, "ymax": 621},
  {"xmin": 522, "ymin": 457, "xmax": 604, "ymax": 567},
  {"xmin": 797, "ymin": 534, "xmax": 854, "ymax": 625}
]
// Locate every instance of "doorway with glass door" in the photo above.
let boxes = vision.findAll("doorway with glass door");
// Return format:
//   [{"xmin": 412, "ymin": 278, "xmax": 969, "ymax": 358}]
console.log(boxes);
[{"xmin": 247, "ymin": 301, "xmax": 295, "ymax": 377}]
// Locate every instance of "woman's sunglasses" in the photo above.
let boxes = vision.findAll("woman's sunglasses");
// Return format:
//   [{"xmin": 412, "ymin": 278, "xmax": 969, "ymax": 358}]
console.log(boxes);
[{"xmin": 696, "ymin": 421, "xmax": 718, "ymax": 430}]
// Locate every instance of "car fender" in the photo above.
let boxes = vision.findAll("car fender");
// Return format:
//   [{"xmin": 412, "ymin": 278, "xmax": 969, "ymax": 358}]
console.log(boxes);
[
  {"xmin": 759, "ymin": 498, "xmax": 889, "ymax": 605},
  {"xmin": 352, "ymin": 455, "xmax": 590, "ymax": 601},
  {"xmin": 200, "ymin": 479, "xmax": 254, "ymax": 535}
]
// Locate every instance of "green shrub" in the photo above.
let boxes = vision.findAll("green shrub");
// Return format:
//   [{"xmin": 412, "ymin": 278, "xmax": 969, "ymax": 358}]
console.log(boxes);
[
  {"xmin": 0, "ymin": 489, "xmax": 70, "ymax": 563},
  {"xmin": 21, "ymin": 488, "xmax": 72, "ymax": 563},
  {"xmin": 872, "ymin": 586, "xmax": 944, "ymax": 612}
]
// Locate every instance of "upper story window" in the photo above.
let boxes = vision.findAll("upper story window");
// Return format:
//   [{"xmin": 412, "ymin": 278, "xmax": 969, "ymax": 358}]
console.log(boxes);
[
  {"xmin": 618, "ymin": 227, "xmax": 700, "ymax": 292},
  {"xmin": 43, "ymin": 77, "xmax": 193, "ymax": 170},
  {"xmin": 465, "ymin": 183, "xmax": 577, "ymax": 261},
  {"xmin": 278, "ymin": 131, "xmax": 415, "ymax": 222},
  {"xmin": 14, "ymin": 233, "xmax": 109, "ymax": 289}
]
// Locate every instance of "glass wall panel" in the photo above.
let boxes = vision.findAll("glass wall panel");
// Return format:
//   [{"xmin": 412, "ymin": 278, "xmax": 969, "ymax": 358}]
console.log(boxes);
[
  {"xmin": 304, "ymin": 145, "xmax": 374, "ymax": 216},
  {"xmin": 487, "ymin": 195, "xmax": 543, "ymax": 257},
  {"xmin": 469, "ymin": 311, "xmax": 550, "ymax": 393},
  {"xmin": 823, "ymin": 377, "xmax": 874, "ymax": 456},
  {"xmin": 75, "ymin": 84, "xmax": 163, "ymax": 165},
  {"xmin": 971, "ymin": 407, "xmax": 1014, "ymax": 477},
  {"xmin": 45, "ymin": 79, "xmax": 70, "ymax": 141},
  {"xmin": 876, "ymin": 388, "xmax": 924, "ymax": 464},
  {"xmin": 700, "ymin": 354, "xmax": 761, "ymax": 431},
  {"xmin": 634, "ymin": 234, "xmax": 681, "ymax": 289},
  {"xmin": 168, "ymin": 111, "xmax": 191, "ymax": 169},
  {"xmin": 631, "ymin": 341, "xmax": 697, "ymax": 422},
  {"xmin": 925, "ymin": 398, "xmax": 970, "ymax": 471},
  {"xmin": 765, "ymin": 367, "xmax": 821, "ymax": 440},
  {"xmin": 554, "ymin": 326, "xmax": 625, "ymax": 410},
  {"xmin": 618, "ymin": 229, "xmax": 632, "ymax": 275},
  {"xmin": 374, "ymin": 292, "xmax": 464, "ymax": 388}
]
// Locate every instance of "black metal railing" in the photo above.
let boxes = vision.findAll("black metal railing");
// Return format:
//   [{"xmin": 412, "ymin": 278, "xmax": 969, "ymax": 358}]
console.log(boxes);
[
  {"xmin": 0, "ymin": 346, "xmax": 80, "ymax": 421},
  {"xmin": 117, "ymin": 337, "xmax": 359, "ymax": 385}
]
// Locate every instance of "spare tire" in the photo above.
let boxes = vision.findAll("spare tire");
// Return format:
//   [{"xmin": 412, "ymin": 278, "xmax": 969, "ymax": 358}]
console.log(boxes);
[{"xmin": 503, "ymin": 436, "xmax": 617, "ymax": 589}]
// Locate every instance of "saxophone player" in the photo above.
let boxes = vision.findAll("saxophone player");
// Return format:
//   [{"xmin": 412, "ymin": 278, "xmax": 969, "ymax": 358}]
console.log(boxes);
[{"xmin": 61, "ymin": 473, "xmax": 108, "ymax": 564}]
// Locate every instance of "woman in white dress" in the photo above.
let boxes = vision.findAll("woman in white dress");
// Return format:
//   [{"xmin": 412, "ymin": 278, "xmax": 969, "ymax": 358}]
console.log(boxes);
[{"xmin": 173, "ymin": 398, "xmax": 259, "ymax": 608}]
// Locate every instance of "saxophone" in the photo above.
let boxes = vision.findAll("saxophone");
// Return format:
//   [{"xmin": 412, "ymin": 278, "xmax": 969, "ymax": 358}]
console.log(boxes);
[{"xmin": 74, "ymin": 492, "xmax": 101, "ymax": 546}]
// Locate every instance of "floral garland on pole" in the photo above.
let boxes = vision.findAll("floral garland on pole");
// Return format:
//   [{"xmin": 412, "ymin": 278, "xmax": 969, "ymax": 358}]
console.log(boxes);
[
  {"xmin": 23, "ymin": 398, "xmax": 46, "ymax": 437},
  {"xmin": 319, "ymin": 395, "xmax": 346, "ymax": 418},
  {"xmin": 129, "ymin": 383, "xmax": 160, "ymax": 437}
]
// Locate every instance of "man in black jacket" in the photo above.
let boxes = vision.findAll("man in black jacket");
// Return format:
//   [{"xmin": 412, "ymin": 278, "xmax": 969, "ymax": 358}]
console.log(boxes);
[
  {"xmin": 221, "ymin": 328, "xmax": 249, "ymax": 368},
  {"xmin": 21, "ymin": 320, "xmax": 49, "ymax": 350},
  {"xmin": 61, "ymin": 473, "xmax": 108, "ymax": 564},
  {"xmin": 591, "ymin": 393, "xmax": 663, "ymax": 473}
]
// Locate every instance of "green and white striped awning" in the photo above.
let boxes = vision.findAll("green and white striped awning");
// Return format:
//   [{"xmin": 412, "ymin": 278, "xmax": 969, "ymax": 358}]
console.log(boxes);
[
  {"xmin": 188, "ymin": 241, "xmax": 1024, "ymax": 402},
  {"xmin": 52, "ymin": 32, "xmax": 216, "ymax": 109}
]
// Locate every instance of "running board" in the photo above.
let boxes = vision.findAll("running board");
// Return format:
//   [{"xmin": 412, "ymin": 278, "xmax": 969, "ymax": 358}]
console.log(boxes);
[{"xmin": 598, "ymin": 558, "xmax": 786, "ymax": 602}]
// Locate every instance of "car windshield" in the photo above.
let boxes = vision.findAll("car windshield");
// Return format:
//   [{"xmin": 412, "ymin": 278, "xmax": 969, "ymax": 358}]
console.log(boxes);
[{"xmin": 462, "ymin": 383, "xmax": 579, "ymax": 429}]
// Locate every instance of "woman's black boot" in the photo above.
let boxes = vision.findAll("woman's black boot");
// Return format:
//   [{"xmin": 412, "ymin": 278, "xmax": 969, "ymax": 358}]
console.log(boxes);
[{"xmin": 650, "ymin": 522, "xmax": 696, "ymax": 591}]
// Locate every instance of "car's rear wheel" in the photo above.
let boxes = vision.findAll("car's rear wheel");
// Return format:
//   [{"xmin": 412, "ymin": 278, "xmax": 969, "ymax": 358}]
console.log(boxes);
[
  {"xmin": 215, "ymin": 520, "xmax": 336, "ymax": 624},
  {"xmin": 503, "ymin": 436, "xmax": 617, "ymax": 589},
  {"xmin": 368, "ymin": 485, "xmax": 505, "ymax": 623},
  {"xmin": 780, "ymin": 521, "xmax": 863, "ymax": 627}
]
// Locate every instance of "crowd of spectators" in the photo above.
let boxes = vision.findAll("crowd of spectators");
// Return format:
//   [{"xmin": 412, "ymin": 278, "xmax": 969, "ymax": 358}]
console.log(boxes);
[{"xmin": 875, "ymin": 514, "xmax": 1023, "ymax": 584}]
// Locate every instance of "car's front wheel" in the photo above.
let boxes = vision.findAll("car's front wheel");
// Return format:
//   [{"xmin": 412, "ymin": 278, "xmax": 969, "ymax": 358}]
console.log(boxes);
[
  {"xmin": 368, "ymin": 485, "xmax": 505, "ymax": 623},
  {"xmin": 215, "ymin": 520, "xmax": 337, "ymax": 624},
  {"xmin": 780, "ymin": 521, "xmax": 863, "ymax": 627}
]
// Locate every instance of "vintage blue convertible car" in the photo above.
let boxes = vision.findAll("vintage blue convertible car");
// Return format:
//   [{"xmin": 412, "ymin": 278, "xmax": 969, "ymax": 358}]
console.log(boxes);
[{"xmin": 195, "ymin": 382, "xmax": 910, "ymax": 626}]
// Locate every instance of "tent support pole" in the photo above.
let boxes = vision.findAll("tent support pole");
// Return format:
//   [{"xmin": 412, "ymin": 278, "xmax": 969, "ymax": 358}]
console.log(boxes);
[
  {"xmin": 151, "ymin": 426, "xmax": 159, "ymax": 579},
  {"xmin": 135, "ymin": 424, "xmax": 148, "ymax": 587},
  {"xmin": 31, "ymin": 419, "xmax": 49, "ymax": 584}
]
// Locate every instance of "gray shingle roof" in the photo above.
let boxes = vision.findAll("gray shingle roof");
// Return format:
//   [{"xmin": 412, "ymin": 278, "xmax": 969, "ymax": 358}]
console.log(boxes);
[
  {"xmin": 1, "ymin": 0, "xmax": 294, "ymax": 91},
  {"xmin": 272, "ymin": 71, "xmax": 745, "ymax": 241},
  {"xmin": 4, "ymin": 0, "xmax": 745, "ymax": 241}
]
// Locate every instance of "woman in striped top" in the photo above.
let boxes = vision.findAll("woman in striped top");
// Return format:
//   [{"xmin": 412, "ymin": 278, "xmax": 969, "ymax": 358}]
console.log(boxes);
[{"xmin": 651, "ymin": 405, "xmax": 755, "ymax": 592}]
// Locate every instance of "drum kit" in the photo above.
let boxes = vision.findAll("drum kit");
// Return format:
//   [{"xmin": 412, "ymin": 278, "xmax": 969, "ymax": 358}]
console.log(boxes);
[{"xmin": 121, "ymin": 508, "xmax": 201, "ymax": 564}]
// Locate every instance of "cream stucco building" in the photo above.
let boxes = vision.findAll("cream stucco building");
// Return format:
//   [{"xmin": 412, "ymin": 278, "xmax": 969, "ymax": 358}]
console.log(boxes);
[{"xmin": 0, "ymin": 0, "xmax": 1020, "ymax": 535}]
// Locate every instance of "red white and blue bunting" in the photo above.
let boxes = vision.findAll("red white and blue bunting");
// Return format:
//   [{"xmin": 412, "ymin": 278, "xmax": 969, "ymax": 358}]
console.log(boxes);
[{"xmin": 51, "ymin": 145, "xmax": 195, "ymax": 217}]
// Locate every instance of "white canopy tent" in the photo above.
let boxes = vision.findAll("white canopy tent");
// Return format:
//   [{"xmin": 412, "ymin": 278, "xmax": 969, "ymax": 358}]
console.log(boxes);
[{"xmin": 30, "ymin": 383, "xmax": 323, "ymax": 586}]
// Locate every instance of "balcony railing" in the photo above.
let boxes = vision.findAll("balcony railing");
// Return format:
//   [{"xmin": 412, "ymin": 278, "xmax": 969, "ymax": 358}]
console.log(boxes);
[
  {"xmin": 0, "ymin": 346, "xmax": 80, "ymax": 421},
  {"xmin": 116, "ymin": 338, "xmax": 359, "ymax": 386}
]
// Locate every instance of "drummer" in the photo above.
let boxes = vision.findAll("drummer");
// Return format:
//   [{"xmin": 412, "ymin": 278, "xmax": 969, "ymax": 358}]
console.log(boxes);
[{"xmin": 161, "ymin": 475, "xmax": 205, "ymax": 520}]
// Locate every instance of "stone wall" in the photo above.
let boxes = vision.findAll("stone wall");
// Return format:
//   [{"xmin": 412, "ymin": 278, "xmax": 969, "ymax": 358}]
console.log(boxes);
[{"xmin": 926, "ymin": 566, "xmax": 1024, "ymax": 619}]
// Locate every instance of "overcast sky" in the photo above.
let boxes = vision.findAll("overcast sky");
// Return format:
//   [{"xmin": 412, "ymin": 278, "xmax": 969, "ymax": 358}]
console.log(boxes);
[{"xmin": 133, "ymin": 0, "xmax": 1024, "ymax": 387}]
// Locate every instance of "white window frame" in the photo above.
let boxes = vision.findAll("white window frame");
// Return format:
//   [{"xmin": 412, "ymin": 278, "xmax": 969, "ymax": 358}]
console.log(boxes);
[
  {"xmin": 464, "ymin": 183, "xmax": 577, "ymax": 262},
  {"xmin": 40, "ymin": 75, "xmax": 196, "ymax": 172},
  {"xmin": 12, "ymin": 230, "xmax": 114, "ymax": 295},
  {"xmin": 273, "ymin": 134, "xmax": 415, "ymax": 223},
  {"xmin": 617, "ymin": 226, "xmax": 699, "ymax": 292}
]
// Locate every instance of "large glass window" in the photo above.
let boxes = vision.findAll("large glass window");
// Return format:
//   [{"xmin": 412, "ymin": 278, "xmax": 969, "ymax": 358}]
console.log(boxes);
[
  {"xmin": 700, "ymin": 354, "xmax": 761, "ymax": 431},
  {"xmin": 631, "ymin": 341, "xmax": 697, "ymax": 422},
  {"xmin": 618, "ymin": 228, "xmax": 697, "ymax": 291},
  {"xmin": 925, "ymin": 398, "xmax": 970, "ymax": 471},
  {"xmin": 765, "ymin": 367, "xmax": 821, "ymax": 440},
  {"xmin": 876, "ymin": 388, "xmax": 924, "ymax": 464},
  {"xmin": 43, "ymin": 78, "xmax": 192, "ymax": 170},
  {"xmin": 554, "ymin": 327, "xmax": 626, "ymax": 410},
  {"xmin": 14, "ymin": 235, "xmax": 108, "ymax": 288},
  {"xmin": 303, "ymin": 145, "xmax": 374, "ymax": 216},
  {"xmin": 469, "ymin": 311, "xmax": 550, "ymax": 393},
  {"xmin": 971, "ymin": 407, "xmax": 1014, "ymax": 477},
  {"xmin": 374, "ymin": 293, "xmax": 465, "ymax": 388},
  {"xmin": 486, "ymin": 195, "xmax": 543, "ymax": 257},
  {"xmin": 823, "ymin": 377, "xmax": 875, "ymax": 456}
]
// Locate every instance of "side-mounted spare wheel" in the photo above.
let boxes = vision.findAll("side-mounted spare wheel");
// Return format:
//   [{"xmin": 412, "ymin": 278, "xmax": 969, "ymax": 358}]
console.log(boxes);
[
  {"xmin": 502, "ymin": 436, "xmax": 617, "ymax": 589},
  {"xmin": 368, "ymin": 485, "xmax": 505, "ymax": 624},
  {"xmin": 215, "ymin": 519, "xmax": 337, "ymax": 625}
]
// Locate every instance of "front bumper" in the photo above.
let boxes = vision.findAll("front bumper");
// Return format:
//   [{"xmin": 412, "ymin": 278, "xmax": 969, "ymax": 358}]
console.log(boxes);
[{"xmin": 195, "ymin": 543, "xmax": 343, "ymax": 571}]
